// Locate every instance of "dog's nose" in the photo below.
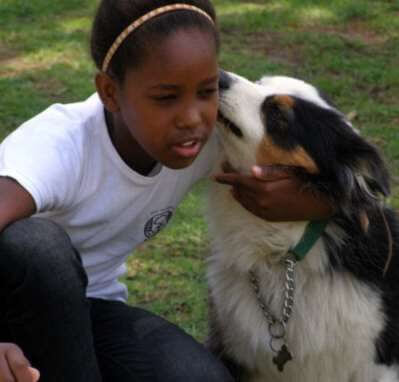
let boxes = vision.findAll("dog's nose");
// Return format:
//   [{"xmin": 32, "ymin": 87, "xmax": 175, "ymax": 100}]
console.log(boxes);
[{"xmin": 219, "ymin": 70, "xmax": 232, "ymax": 91}]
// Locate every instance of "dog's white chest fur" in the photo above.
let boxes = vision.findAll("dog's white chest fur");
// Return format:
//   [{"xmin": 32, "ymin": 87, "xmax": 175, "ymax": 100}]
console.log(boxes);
[{"xmin": 206, "ymin": 182, "xmax": 395, "ymax": 382}]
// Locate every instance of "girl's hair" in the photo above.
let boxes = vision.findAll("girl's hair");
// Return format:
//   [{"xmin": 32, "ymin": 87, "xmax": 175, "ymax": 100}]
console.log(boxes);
[{"xmin": 90, "ymin": 0, "xmax": 219, "ymax": 82}]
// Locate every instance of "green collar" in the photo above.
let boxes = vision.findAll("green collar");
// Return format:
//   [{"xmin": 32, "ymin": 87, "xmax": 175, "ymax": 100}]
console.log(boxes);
[{"xmin": 289, "ymin": 220, "xmax": 329, "ymax": 262}]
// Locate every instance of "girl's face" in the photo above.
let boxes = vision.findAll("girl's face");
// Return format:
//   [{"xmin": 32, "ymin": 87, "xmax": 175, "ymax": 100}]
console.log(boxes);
[{"xmin": 105, "ymin": 28, "xmax": 219, "ymax": 171}]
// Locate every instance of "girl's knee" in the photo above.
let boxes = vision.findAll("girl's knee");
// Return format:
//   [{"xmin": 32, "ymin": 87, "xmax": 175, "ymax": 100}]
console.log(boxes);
[
  {"xmin": 0, "ymin": 218, "xmax": 87, "ymax": 298},
  {"xmin": 0, "ymin": 218, "xmax": 72, "ymax": 255},
  {"xmin": 152, "ymin": 325, "xmax": 234, "ymax": 382},
  {"xmin": 165, "ymin": 347, "xmax": 234, "ymax": 381}
]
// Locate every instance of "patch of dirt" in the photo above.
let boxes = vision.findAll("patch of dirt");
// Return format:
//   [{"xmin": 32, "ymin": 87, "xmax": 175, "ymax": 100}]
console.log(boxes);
[
  {"xmin": 0, "ymin": 54, "xmax": 46, "ymax": 78},
  {"xmin": 0, "ymin": 44, "xmax": 21, "ymax": 75},
  {"xmin": 0, "ymin": 44, "xmax": 19, "ymax": 62},
  {"xmin": 221, "ymin": 18, "xmax": 387, "ymax": 68},
  {"xmin": 309, "ymin": 20, "xmax": 388, "ymax": 45},
  {"xmin": 222, "ymin": 28, "xmax": 304, "ymax": 68},
  {"xmin": 0, "ymin": 43, "xmax": 69, "ymax": 100},
  {"xmin": 0, "ymin": 43, "xmax": 59, "ymax": 80},
  {"xmin": 33, "ymin": 76, "xmax": 68, "ymax": 99},
  {"xmin": 240, "ymin": 0, "xmax": 267, "ymax": 3}
]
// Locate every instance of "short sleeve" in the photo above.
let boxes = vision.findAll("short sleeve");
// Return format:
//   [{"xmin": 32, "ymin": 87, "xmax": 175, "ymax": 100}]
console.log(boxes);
[{"xmin": 0, "ymin": 120, "xmax": 83, "ymax": 213}]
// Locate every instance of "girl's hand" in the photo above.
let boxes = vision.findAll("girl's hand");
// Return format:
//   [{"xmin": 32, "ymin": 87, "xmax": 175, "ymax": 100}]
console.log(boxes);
[
  {"xmin": 0, "ymin": 343, "xmax": 40, "ymax": 382},
  {"xmin": 213, "ymin": 163, "xmax": 334, "ymax": 222}
]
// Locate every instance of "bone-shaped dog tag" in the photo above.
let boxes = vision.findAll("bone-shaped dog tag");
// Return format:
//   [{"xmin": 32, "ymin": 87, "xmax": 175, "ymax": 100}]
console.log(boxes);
[{"xmin": 272, "ymin": 344, "xmax": 292, "ymax": 372}]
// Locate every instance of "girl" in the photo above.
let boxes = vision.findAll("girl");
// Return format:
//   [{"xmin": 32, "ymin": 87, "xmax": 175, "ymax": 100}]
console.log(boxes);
[{"xmin": 0, "ymin": 0, "xmax": 332, "ymax": 381}]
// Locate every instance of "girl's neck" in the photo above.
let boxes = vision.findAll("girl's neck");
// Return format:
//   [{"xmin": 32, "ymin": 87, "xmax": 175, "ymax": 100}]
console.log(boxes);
[{"xmin": 104, "ymin": 109, "xmax": 157, "ymax": 176}]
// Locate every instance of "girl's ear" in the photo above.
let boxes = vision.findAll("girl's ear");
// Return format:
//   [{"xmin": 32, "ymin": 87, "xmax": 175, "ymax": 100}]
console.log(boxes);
[{"xmin": 95, "ymin": 72, "xmax": 120, "ymax": 113}]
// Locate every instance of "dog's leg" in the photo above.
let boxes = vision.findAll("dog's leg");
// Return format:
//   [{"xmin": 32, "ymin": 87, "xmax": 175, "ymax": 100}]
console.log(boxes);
[
  {"xmin": 350, "ymin": 364, "xmax": 399, "ymax": 382},
  {"xmin": 206, "ymin": 292, "xmax": 244, "ymax": 381},
  {"xmin": 378, "ymin": 366, "xmax": 399, "ymax": 382}
]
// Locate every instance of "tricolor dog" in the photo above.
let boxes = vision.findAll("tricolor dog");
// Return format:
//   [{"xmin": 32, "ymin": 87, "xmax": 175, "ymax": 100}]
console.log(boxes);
[{"xmin": 206, "ymin": 71, "xmax": 399, "ymax": 382}]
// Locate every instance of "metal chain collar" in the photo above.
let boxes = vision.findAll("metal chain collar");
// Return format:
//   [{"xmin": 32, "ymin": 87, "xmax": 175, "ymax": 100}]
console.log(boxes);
[
  {"xmin": 249, "ymin": 256, "xmax": 297, "ymax": 353},
  {"xmin": 247, "ymin": 220, "xmax": 328, "ymax": 372}
]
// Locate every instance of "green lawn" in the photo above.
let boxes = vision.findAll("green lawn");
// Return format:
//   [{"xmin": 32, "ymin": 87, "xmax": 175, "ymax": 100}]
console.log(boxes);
[{"xmin": 0, "ymin": 0, "xmax": 398, "ymax": 340}]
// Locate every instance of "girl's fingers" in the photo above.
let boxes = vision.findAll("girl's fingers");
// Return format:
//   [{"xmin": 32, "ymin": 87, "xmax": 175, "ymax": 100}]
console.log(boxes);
[
  {"xmin": 251, "ymin": 165, "xmax": 296, "ymax": 181},
  {"xmin": 0, "ymin": 353, "xmax": 15, "ymax": 382},
  {"xmin": 5, "ymin": 346, "xmax": 35, "ymax": 382},
  {"xmin": 221, "ymin": 161, "xmax": 237, "ymax": 173},
  {"xmin": 213, "ymin": 172, "xmax": 258, "ymax": 189},
  {"xmin": 214, "ymin": 165, "xmax": 297, "ymax": 188},
  {"xmin": 231, "ymin": 187, "xmax": 259, "ymax": 217},
  {"xmin": 231, "ymin": 185, "xmax": 257, "ymax": 202},
  {"xmin": 28, "ymin": 367, "xmax": 40, "ymax": 382}
]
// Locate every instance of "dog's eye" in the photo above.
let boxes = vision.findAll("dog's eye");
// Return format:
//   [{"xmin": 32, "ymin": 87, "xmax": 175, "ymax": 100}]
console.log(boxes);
[
  {"xmin": 227, "ymin": 121, "xmax": 243, "ymax": 138},
  {"xmin": 218, "ymin": 113, "xmax": 243, "ymax": 138}
]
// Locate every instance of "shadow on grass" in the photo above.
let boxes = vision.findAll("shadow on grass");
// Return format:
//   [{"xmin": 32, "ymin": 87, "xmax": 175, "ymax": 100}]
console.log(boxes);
[
  {"xmin": 0, "ymin": 0, "xmax": 95, "ymax": 25},
  {"xmin": 215, "ymin": 0, "xmax": 399, "ymax": 30}
]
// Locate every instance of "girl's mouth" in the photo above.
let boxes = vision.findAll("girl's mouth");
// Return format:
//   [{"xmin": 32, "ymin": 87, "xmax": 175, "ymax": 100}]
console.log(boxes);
[{"xmin": 171, "ymin": 139, "xmax": 202, "ymax": 158}]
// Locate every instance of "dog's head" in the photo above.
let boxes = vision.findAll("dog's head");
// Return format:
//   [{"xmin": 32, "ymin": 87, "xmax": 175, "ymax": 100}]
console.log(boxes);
[{"xmin": 217, "ymin": 70, "xmax": 390, "ymax": 215}]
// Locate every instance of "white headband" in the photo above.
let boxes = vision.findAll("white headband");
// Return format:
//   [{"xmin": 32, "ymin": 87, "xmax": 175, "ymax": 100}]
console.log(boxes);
[{"xmin": 101, "ymin": 3, "xmax": 214, "ymax": 73}]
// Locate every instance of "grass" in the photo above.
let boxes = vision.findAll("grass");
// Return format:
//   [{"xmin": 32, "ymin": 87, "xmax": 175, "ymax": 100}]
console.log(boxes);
[
  {"xmin": 124, "ymin": 182, "xmax": 210, "ymax": 339},
  {"xmin": 0, "ymin": 0, "xmax": 398, "ymax": 341}
]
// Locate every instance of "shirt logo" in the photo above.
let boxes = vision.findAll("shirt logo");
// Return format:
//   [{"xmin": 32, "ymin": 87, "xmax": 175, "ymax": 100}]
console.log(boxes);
[{"xmin": 144, "ymin": 208, "xmax": 174, "ymax": 239}]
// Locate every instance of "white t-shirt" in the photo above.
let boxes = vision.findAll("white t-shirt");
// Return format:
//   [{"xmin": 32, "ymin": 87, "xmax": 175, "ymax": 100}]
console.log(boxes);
[{"xmin": 0, "ymin": 94, "xmax": 219, "ymax": 301}]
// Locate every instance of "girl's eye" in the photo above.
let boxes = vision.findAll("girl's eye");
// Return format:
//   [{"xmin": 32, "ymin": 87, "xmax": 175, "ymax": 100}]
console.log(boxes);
[
  {"xmin": 199, "ymin": 88, "xmax": 218, "ymax": 98},
  {"xmin": 151, "ymin": 94, "xmax": 178, "ymax": 102}
]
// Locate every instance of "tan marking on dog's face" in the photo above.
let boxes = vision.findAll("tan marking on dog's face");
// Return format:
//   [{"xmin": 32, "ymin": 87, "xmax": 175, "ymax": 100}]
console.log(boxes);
[
  {"xmin": 256, "ymin": 136, "xmax": 319, "ymax": 173},
  {"xmin": 273, "ymin": 95, "xmax": 295, "ymax": 109},
  {"xmin": 359, "ymin": 210, "xmax": 370, "ymax": 233}
]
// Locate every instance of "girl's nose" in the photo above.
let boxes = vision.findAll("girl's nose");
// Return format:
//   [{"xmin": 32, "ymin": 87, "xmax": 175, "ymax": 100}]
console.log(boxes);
[{"xmin": 176, "ymin": 104, "xmax": 202, "ymax": 129}]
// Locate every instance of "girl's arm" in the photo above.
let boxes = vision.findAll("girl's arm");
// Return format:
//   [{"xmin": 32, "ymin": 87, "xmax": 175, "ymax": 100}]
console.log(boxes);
[
  {"xmin": 0, "ymin": 178, "xmax": 39, "ymax": 381},
  {"xmin": 0, "ymin": 177, "xmax": 36, "ymax": 232}
]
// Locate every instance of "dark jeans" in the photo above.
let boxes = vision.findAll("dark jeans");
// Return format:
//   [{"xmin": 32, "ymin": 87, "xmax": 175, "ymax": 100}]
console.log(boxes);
[{"xmin": 0, "ymin": 218, "xmax": 233, "ymax": 382}]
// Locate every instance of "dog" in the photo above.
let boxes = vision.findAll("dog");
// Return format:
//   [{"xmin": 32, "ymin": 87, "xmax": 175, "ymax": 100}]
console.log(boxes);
[{"xmin": 206, "ymin": 70, "xmax": 399, "ymax": 382}]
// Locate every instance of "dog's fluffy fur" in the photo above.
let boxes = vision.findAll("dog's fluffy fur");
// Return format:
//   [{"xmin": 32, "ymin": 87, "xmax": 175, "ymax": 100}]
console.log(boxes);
[{"xmin": 206, "ymin": 71, "xmax": 399, "ymax": 382}]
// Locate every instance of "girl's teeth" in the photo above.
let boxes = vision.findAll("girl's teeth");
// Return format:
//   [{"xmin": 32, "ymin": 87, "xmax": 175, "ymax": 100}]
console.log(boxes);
[{"xmin": 182, "ymin": 141, "xmax": 195, "ymax": 147}]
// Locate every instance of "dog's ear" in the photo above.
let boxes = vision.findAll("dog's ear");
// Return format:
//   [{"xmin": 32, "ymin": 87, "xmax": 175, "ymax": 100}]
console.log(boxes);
[
  {"xmin": 352, "ymin": 140, "xmax": 390, "ymax": 198},
  {"xmin": 304, "ymin": 100, "xmax": 390, "ymax": 208},
  {"xmin": 313, "ymin": 111, "xmax": 390, "ymax": 202},
  {"xmin": 327, "ymin": 132, "xmax": 390, "ymax": 229}
]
